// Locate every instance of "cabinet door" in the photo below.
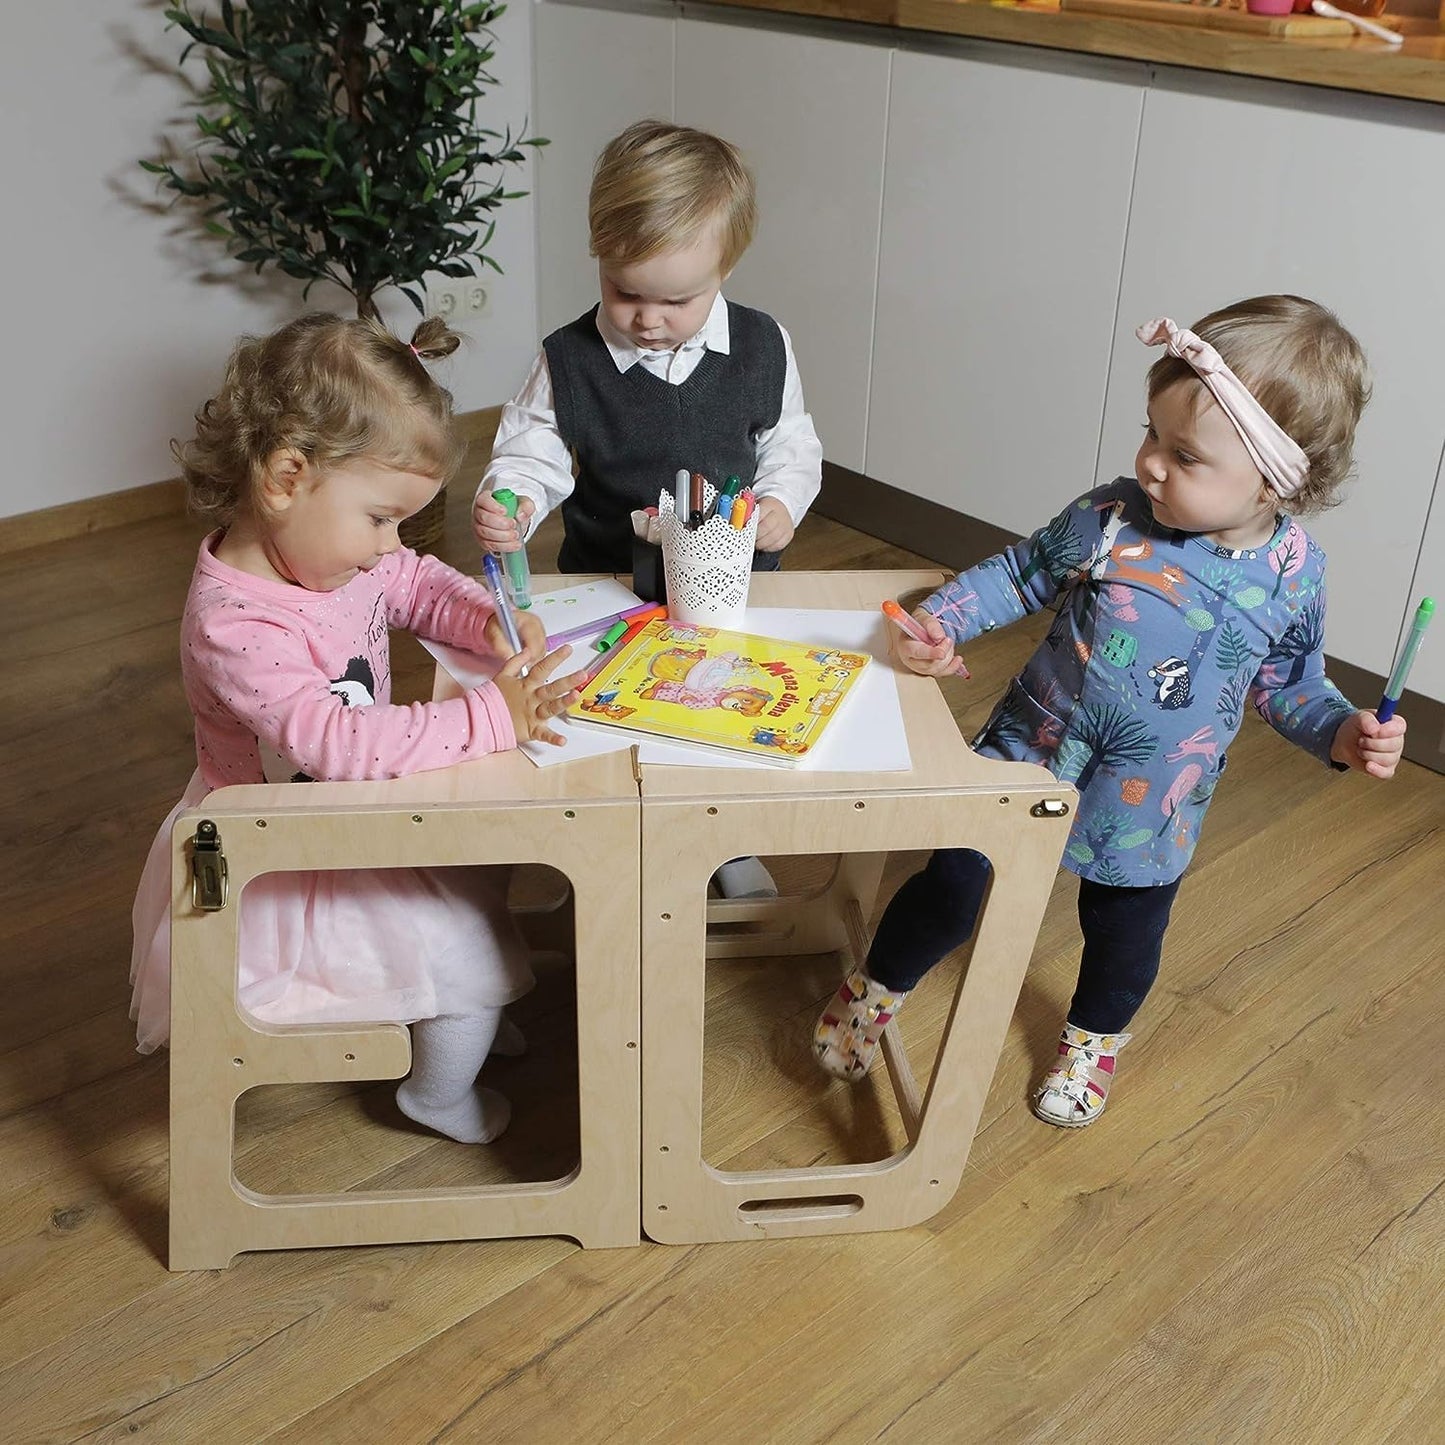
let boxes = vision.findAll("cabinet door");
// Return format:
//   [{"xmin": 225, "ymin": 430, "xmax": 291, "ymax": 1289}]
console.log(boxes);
[
  {"xmin": 533, "ymin": 1, "xmax": 675, "ymax": 336},
  {"xmin": 675, "ymin": 19, "xmax": 891, "ymax": 472},
  {"xmin": 867, "ymin": 46, "xmax": 1145, "ymax": 534},
  {"xmin": 1104, "ymin": 75, "xmax": 1445, "ymax": 679}
]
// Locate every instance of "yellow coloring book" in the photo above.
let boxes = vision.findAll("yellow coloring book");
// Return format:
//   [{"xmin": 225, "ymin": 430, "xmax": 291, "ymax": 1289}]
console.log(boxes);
[{"xmin": 570, "ymin": 619, "xmax": 871, "ymax": 766}]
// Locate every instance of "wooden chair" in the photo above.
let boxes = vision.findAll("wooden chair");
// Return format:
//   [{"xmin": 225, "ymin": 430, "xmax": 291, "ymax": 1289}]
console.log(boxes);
[
  {"xmin": 638, "ymin": 571, "xmax": 1076, "ymax": 1243},
  {"xmin": 166, "ymin": 751, "xmax": 641, "ymax": 1270}
]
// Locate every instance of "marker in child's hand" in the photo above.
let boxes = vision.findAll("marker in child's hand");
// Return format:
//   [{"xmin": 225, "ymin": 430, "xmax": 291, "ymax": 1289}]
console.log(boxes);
[
  {"xmin": 483, "ymin": 553, "xmax": 527, "ymax": 673},
  {"xmin": 882, "ymin": 600, "xmax": 970, "ymax": 679},
  {"xmin": 1377, "ymin": 596, "xmax": 1433, "ymax": 722},
  {"xmin": 882, "ymin": 599, "xmax": 930, "ymax": 643}
]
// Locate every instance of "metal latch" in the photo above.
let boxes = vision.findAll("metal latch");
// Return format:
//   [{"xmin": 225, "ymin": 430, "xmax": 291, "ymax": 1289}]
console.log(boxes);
[
  {"xmin": 190, "ymin": 819, "xmax": 228, "ymax": 911},
  {"xmin": 1030, "ymin": 798, "xmax": 1071, "ymax": 819}
]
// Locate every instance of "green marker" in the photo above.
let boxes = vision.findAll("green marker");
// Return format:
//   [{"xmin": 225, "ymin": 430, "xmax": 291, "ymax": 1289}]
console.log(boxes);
[
  {"xmin": 490, "ymin": 488, "xmax": 532, "ymax": 609},
  {"xmin": 1377, "ymin": 596, "xmax": 1433, "ymax": 723},
  {"xmin": 597, "ymin": 619, "xmax": 628, "ymax": 651}
]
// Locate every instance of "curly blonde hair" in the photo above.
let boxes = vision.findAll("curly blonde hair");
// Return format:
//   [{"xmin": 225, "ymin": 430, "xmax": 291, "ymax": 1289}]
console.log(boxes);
[
  {"xmin": 1146, "ymin": 295, "xmax": 1371, "ymax": 515},
  {"xmin": 176, "ymin": 313, "xmax": 465, "ymax": 526},
  {"xmin": 588, "ymin": 120, "xmax": 756, "ymax": 274}
]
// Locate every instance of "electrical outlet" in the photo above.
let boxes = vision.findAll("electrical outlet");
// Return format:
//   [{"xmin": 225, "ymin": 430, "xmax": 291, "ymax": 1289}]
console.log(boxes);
[
  {"xmin": 426, "ymin": 277, "xmax": 492, "ymax": 321},
  {"xmin": 461, "ymin": 279, "xmax": 492, "ymax": 318}
]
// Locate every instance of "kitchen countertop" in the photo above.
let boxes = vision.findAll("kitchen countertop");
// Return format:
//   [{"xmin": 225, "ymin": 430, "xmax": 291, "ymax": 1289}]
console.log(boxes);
[{"xmin": 700, "ymin": 0, "xmax": 1445, "ymax": 103}]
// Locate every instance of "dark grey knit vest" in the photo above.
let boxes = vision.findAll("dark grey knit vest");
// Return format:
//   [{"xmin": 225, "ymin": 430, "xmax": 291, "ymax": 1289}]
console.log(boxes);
[{"xmin": 542, "ymin": 301, "xmax": 786, "ymax": 573}]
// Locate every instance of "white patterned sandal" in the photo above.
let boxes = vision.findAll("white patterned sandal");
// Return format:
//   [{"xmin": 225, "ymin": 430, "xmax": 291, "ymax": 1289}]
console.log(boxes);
[
  {"xmin": 814, "ymin": 969, "xmax": 909, "ymax": 1081},
  {"xmin": 1032, "ymin": 1025, "xmax": 1132, "ymax": 1128}
]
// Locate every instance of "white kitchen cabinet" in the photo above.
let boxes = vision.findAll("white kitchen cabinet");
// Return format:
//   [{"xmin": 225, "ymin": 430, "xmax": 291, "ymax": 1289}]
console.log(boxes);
[
  {"xmin": 866, "ymin": 44, "xmax": 1145, "ymax": 536},
  {"xmin": 674, "ymin": 17, "xmax": 891, "ymax": 472},
  {"xmin": 1103, "ymin": 73, "xmax": 1445, "ymax": 675},
  {"xmin": 1403, "ymin": 464, "xmax": 1444, "ymax": 715},
  {"xmin": 531, "ymin": 5, "xmax": 1444, "ymax": 714},
  {"xmin": 533, "ymin": 0, "xmax": 676, "ymax": 334}
]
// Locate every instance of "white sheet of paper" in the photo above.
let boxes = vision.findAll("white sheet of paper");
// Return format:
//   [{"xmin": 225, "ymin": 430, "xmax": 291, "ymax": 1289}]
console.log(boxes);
[
  {"xmin": 423, "ymin": 608, "xmax": 913, "ymax": 774},
  {"xmin": 527, "ymin": 578, "xmax": 644, "ymax": 641}
]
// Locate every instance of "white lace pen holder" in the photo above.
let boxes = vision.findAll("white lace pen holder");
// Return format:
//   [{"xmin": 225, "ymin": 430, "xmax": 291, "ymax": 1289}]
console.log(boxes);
[{"xmin": 658, "ymin": 481, "xmax": 758, "ymax": 627}]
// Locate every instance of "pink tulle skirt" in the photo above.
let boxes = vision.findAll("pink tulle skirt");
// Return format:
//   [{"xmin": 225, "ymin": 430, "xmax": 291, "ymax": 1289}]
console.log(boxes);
[{"xmin": 129, "ymin": 772, "xmax": 534, "ymax": 1054}]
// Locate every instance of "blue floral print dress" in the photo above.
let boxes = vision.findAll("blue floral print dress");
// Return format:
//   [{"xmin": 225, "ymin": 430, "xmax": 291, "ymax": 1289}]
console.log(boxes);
[{"xmin": 923, "ymin": 479, "xmax": 1356, "ymax": 886}]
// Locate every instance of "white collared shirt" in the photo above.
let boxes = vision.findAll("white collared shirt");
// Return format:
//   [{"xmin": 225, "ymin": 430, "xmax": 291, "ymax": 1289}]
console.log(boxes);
[{"xmin": 479, "ymin": 293, "xmax": 823, "ymax": 537}]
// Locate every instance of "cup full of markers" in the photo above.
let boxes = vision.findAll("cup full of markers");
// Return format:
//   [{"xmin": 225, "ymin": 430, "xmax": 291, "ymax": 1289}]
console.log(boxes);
[{"xmin": 657, "ymin": 470, "xmax": 759, "ymax": 627}]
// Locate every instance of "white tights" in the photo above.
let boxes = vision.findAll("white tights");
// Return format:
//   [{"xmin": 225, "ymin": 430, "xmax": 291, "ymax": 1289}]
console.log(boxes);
[{"xmin": 395, "ymin": 1010, "xmax": 510, "ymax": 1144}]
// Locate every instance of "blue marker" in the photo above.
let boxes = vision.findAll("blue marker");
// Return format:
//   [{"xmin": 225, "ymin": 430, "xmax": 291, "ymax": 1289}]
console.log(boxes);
[
  {"xmin": 1377, "ymin": 597, "xmax": 1434, "ymax": 722},
  {"xmin": 483, "ymin": 552, "xmax": 526, "ymax": 668}
]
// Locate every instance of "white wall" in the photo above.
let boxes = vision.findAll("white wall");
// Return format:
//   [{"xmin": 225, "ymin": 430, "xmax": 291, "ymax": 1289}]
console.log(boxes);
[
  {"xmin": 0, "ymin": 1, "xmax": 542, "ymax": 522},
  {"xmin": 533, "ymin": 0, "xmax": 676, "ymax": 334}
]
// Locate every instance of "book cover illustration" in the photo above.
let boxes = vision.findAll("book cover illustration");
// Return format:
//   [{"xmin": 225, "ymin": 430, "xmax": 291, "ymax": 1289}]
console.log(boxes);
[{"xmin": 570, "ymin": 619, "xmax": 871, "ymax": 766}]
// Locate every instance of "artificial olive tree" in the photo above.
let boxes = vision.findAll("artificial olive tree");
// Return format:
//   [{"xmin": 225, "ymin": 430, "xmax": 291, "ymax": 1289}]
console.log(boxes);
[{"xmin": 143, "ymin": 0, "xmax": 543, "ymax": 319}]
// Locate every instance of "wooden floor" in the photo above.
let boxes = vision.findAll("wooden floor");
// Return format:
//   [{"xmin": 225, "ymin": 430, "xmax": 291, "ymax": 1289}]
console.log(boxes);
[{"xmin": 3, "ymin": 437, "xmax": 1443, "ymax": 1443}]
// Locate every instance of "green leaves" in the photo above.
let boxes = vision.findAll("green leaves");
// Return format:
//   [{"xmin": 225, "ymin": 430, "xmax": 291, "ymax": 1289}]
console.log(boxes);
[{"xmin": 141, "ymin": 0, "xmax": 542, "ymax": 317}]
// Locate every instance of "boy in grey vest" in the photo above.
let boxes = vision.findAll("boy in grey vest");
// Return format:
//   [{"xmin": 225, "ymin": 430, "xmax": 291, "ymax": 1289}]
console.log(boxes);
[
  {"xmin": 473, "ymin": 120, "xmax": 822, "ymax": 577},
  {"xmin": 475, "ymin": 121, "xmax": 825, "ymax": 898}
]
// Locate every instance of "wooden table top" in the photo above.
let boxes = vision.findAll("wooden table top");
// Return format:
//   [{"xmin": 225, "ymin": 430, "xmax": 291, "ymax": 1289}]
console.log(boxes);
[
  {"xmin": 204, "ymin": 571, "xmax": 1064, "ymax": 813},
  {"xmin": 637, "ymin": 569, "xmax": 1060, "ymax": 802}
]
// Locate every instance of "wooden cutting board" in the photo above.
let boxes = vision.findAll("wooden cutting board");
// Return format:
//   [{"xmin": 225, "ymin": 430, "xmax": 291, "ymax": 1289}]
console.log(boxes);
[{"xmin": 1058, "ymin": 0, "xmax": 1389, "ymax": 36}]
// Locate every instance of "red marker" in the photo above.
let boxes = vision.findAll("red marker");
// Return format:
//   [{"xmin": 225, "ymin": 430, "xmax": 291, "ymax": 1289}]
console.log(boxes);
[
  {"xmin": 882, "ymin": 601, "xmax": 970, "ymax": 679},
  {"xmin": 618, "ymin": 604, "xmax": 667, "ymax": 643}
]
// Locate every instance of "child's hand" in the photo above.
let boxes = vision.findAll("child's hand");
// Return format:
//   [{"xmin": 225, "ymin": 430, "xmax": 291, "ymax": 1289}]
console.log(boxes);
[
  {"xmin": 491, "ymin": 644, "xmax": 584, "ymax": 748},
  {"xmin": 753, "ymin": 496, "xmax": 794, "ymax": 553},
  {"xmin": 514, "ymin": 607, "xmax": 549, "ymax": 662},
  {"xmin": 473, "ymin": 489, "xmax": 535, "ymax": 553},
  {"xmin": 481, "ymin": 605, "xmax": 547, "ymax": 669},
  {"xmin": 897, "ymin": 610, "xmax": 968, "ymax": 678},
  {"xmin": 1330, "ymin": 708, "xmax": 1407, "ymax": 779}
]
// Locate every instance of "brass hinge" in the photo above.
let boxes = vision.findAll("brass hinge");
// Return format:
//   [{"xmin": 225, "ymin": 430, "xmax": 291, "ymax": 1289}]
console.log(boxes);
[
  {"xmin": 190, "ymin": 819, "xmax": 229, "ymax": 911},
  {"xmin": 1030, "ymin": 798, "xmax": 1071, "ymax": 820}
]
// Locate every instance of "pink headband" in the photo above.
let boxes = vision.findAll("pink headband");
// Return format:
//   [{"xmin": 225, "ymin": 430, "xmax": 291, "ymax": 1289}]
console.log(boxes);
[{"xmin": 1137, "ymin": 317, "xmax": 1309, "ymax": 500}]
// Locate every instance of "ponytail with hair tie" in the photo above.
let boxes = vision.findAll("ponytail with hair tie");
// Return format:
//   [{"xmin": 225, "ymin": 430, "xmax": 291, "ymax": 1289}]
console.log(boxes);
[{"xmin": 408, "ymin": 316, "xmax": 462, "ymax": 364}]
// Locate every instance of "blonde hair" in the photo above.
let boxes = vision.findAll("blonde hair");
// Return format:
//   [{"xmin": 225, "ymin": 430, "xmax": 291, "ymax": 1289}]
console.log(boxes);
[
  {"xmin": 1146, "ymin": 295, "xmax": 1370, "ymax": 515},
  {"xmin": 588, "ymin": 120, "xmax": 756, "ymax": 274},
  {"xmin": 176, "ymin": 314, "xmax": 465, "ymax": 526}
]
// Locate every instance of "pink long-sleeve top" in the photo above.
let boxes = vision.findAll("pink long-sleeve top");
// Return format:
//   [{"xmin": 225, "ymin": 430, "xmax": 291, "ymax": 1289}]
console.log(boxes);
[{"xmin": 182, "ymin": 533, "xmax": 516, "ymax": 789}]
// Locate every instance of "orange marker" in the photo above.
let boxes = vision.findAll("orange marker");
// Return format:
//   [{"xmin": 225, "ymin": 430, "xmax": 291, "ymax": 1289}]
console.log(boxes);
[
  {"xmin": 882, "ymin": 601, "xmax": 970, "ymax": 679},
  {"xmin": 614, "ymin": 605, "xmax": 668, "ymax": 652},
  {"xmin": 882, "ymin": 599, "xmax": 930, "ymax": 643}
]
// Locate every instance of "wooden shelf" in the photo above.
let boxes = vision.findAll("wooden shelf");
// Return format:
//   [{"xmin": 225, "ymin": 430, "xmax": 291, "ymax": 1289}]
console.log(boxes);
[{"xmin": 701, "ymin": 0, "xmax": 1445, "ymax": 103}]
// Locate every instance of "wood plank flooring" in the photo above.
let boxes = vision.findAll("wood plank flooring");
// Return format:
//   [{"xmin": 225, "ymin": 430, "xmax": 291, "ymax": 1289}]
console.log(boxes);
[{"xmin": 2, "ymin": 436, "xmax": 1442, "ymax": 1443}]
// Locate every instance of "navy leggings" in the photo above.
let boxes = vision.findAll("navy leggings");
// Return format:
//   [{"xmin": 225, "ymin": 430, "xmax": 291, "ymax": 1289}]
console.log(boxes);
[{"xmin": 865, "ymin": 848, "xmax": 1181, "ymax": 1035}]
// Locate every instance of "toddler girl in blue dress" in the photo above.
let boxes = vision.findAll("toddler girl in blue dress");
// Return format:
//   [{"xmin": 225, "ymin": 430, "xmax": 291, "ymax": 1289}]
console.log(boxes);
[{"xmin": 816, "ymin": 295, "xmax": 1408, "ymax": 1126}]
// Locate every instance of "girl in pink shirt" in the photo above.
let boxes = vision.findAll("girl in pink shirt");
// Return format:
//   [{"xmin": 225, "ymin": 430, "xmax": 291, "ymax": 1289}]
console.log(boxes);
[{"xmin": 130, "ymin": 313, "xmax": 585, "ymax": 1144}]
